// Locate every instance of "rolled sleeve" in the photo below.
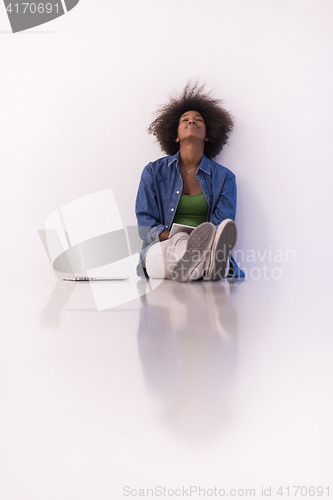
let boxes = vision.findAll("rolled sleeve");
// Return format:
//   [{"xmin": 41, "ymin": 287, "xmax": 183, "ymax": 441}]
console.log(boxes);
[{"xmin": 146, "ymin": 224, "xmax": 166, "ymax": 244}]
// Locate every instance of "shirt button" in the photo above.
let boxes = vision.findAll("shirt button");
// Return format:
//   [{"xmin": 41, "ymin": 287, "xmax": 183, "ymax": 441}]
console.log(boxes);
[
  {"xmin": 171, "ymin": 208, "xmax": 174, "ymax": 211},
  {"xmin": 166, "ymin": 226, "xmax": 168, "ymax": 228},
  {"xmin": 176, "ymin": 191, "xmax": 179, "ymax": 194}
]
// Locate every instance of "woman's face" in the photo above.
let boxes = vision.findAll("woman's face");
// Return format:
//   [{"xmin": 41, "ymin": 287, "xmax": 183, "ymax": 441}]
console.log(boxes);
[{"xmin": 176, "ymin": 110, "xmax": 207, "ymax": 143}]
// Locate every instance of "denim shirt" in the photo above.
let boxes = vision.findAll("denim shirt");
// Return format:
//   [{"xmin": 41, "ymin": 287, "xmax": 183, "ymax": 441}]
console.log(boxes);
[{"xmin": 135, "ymin": 151, "xmax": 245, "ymax": 278}]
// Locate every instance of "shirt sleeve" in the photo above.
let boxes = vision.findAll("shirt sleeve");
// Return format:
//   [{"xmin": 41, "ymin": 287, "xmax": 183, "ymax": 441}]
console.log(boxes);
[
  {"xmin": 135, "ymin": 164, "xmax": 166, "ymax": 244},
  {"xmin": 209, "ymin": 173, "xmax": 237, "ymax": 229}
]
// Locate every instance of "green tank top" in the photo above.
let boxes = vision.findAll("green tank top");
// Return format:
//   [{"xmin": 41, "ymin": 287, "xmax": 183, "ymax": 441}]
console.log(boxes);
[{"xmin": 172, "ymin": 191, "xmax": 209, "ymax": 227}]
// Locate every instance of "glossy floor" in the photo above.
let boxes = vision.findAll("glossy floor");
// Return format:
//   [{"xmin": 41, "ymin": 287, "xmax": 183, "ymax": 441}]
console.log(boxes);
[{"xmin": 1, "ymin": 254, "xmax": 332, "ymax": 500}]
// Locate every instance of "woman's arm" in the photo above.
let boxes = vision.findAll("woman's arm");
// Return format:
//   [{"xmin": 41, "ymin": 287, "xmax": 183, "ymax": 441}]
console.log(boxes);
[
  {"xmin": 135, "ymin": 164, "xmax": 168, "ymax": 244},
  {"xmin": 158, "ymin": 229, "xmax": 170, "ymax": 241},
  {"xmin": 209, "ymin": 173, "xmax": 237, "ymax": 228}
]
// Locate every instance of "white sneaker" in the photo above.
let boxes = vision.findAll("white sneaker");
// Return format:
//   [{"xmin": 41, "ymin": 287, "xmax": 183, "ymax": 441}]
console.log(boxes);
[
  {"xmin": 207, "ymin": 219, "xmax": 237, "ymax": 281},
  {"xmin": 172, "ymin": 222, "xmax": 216, "ymax": 283}
]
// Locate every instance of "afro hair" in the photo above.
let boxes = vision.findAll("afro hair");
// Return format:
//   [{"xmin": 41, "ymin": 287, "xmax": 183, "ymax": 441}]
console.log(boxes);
[{"xmin": 147, "ymin": 81, "xmax": 234, "ymax": 160}]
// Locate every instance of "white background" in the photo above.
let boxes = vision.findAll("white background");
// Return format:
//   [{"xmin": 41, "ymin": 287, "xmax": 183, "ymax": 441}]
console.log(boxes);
[{"xmin": 1, "ymin": 0, "xmax": 332, "ymax": 267}]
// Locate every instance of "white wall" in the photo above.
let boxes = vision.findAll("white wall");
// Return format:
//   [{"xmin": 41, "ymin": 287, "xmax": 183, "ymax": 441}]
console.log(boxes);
[{"xmin": 1, "ymin": 0, "xmax": 332, "ymax": 272}]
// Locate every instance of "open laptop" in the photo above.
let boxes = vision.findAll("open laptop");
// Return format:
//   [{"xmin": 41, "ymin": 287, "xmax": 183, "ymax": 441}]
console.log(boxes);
[
  {"xmin": 39, "ymin": 188, "xmax": 133, "ymax": 281},
  {"xmin": 38, "ymin": 228, "xmax": 129, "ymax": 281}
]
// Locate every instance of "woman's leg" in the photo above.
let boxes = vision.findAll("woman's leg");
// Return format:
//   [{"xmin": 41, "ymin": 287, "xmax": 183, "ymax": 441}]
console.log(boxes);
[
  {"xmin": 145, "ymin": 220, "xmax": 236, "ymax": 281},
  {"xmin": 145, "ymin": 232, "xmax": 189, "ymax": 279},
  {"xmin": 172, "ymin": 223, "xmax": 216, "ymax": 282},
  {"xmin": 168, "ymin": 220, "xmax": 235, "ymax": 282}
]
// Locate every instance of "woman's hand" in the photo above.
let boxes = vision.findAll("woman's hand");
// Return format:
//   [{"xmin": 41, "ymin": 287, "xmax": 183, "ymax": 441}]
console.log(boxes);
[{"xmin": 158, "ymin": 230, "xmax": 170, "ymax": 241}]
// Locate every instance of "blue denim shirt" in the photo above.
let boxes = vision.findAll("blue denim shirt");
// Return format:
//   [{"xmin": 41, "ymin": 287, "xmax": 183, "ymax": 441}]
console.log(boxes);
[{"xmin": 135, "ymin": 151, "xmax": 245, "ymax": 278}]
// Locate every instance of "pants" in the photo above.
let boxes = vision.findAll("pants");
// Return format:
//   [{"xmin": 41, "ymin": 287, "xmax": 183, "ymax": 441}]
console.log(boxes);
[{"xmin": 145, "ymin": 232, "xmax": 230, "ymax": 280}]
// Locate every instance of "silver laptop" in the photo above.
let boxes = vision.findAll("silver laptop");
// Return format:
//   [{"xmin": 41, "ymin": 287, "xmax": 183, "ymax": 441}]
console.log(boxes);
[{"xmin": 38, "ymin": 229, "xmax": 129, "ymax": 281}]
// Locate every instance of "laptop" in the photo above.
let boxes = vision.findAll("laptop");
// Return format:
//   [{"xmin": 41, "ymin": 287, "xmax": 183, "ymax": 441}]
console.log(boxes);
[{"xmin": 38, "ymin": 229, "xmax": 129, "ymax": 281}]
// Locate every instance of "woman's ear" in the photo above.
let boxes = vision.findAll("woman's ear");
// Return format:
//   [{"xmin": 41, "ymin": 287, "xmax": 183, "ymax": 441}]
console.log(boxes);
[
  {"xmin": 175, "ymin": 137, "xmax": 180, "ymax": 142},
  {"xmin": 205, "ymin": 137, "xmax": 209, "ymax": 142}
]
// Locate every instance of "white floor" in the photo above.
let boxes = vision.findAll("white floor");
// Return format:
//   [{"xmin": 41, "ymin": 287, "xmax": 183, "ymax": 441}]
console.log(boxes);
[{"xmin": 1, "ymin": 250, "xmax": 332, "ymax": 500}]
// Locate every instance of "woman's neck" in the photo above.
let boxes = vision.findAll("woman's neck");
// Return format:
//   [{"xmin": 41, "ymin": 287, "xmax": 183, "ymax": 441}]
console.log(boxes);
[{"xmin": 179, "ymin": 143, "xmax": 204, "ymax": 170}]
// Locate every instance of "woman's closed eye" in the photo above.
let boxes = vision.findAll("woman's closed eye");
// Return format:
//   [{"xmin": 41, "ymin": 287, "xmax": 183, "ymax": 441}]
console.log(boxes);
[{"xmin": 181, "ymin": 117, "xmax": 203, "ymax": 122}]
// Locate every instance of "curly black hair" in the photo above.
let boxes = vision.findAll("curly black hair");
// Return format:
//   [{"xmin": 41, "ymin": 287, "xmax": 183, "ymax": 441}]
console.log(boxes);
[{"xmin": 147, "ymin": 81, "xmax": 234, "ymax": 160}]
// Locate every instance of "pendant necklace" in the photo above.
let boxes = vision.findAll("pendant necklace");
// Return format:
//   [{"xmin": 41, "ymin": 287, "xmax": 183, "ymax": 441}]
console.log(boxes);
[{"xmin": 180, "ymin": 162, "xmax": 197, "ymax": 174}]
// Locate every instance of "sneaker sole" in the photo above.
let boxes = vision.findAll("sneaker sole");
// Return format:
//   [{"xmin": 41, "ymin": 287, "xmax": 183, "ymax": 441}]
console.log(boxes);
[
  {"xmin": 172, "ymin": 222, "xmax": 216, "ymax": 283},
  {"xmin": 208, "ymin": 219, "xmax": 237, "ymax": 281}
]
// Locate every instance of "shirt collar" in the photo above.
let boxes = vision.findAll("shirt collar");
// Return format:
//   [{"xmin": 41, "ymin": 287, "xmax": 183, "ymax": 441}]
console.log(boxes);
[{"xmin": 167, "ymin": 150, "xmax": 211, "ymax": 174}]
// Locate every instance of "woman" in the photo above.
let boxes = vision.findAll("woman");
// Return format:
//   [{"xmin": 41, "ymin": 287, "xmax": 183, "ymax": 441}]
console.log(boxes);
[{"xmin": 135, "ymin": 82, "xmax": 245, "ymax": 282}]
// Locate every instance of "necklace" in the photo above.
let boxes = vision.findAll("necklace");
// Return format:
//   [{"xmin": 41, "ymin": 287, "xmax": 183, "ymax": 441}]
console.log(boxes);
[{"xmin": 180, "ymin": 162, "xmax": 197, "ymax": 174}]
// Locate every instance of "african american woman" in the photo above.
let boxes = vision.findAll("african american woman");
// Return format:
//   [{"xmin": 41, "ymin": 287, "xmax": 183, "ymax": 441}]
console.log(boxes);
[{"xmin": 135, "ymin": 82, "xmax": 245, "ymax": 283}]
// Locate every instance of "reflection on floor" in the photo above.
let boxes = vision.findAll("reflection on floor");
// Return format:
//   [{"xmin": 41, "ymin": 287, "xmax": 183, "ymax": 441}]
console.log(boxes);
[
  {"xmin": 138, "ymin": 280, "xmax": 239, "ymax": 444},
  {"xmin": 40, "ymin": 278, "xmax": 241, "ymax": 443},
  {"xmin": 2, "ymin": 268, "xmax": 330, "ymax": 498}
]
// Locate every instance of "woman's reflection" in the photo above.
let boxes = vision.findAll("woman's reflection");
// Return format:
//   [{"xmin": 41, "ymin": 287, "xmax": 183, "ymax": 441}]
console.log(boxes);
[{"xmin": 137, "ymin": 279, "xmax": 240, "ymax": 445}]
